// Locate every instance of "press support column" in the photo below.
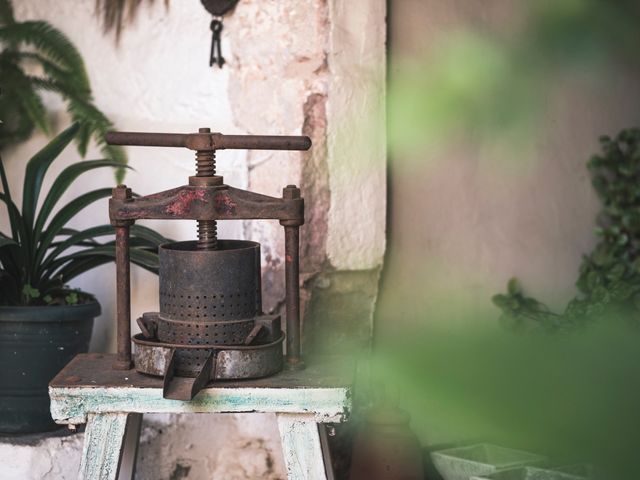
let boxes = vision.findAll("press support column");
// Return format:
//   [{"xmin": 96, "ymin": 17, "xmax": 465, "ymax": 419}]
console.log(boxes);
[
  {"xmin": 111, "ymin": 185, "xmax": 134, "ymax": 370},
  {"xmin": 281, "ymin": 185, "xmax": 304, "ymax": 369}
]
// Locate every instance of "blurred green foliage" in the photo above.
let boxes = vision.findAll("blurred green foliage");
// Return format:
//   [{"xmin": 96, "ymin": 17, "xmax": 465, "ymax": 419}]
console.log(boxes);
[
  {"xmin": 495, "ymin": 129, "xmax": 640, "ymax": 331},
  {"xmin": 388, "ymin": 0, "xmax": 640, "ymax": 161},
  {"xmin": 381, "ymin": 1, "xmax": 640, "ymax": 478},
  {"xmin": 374, "ymin": 318, "xmax": 640, "ymax": 479},
  {"xmin": 0, "ymin": 0, "xmax": 127, "ymax": 180}
]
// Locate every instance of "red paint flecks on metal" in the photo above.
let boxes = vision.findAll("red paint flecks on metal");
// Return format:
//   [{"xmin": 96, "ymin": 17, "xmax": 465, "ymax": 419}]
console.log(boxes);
[
  {"xmin": 214, "ymin": 193, "xmax": 237, "ymax": 216},
  {"xmin": 165, "ymin": 189, "xmax": 207, "ymax": 216}
]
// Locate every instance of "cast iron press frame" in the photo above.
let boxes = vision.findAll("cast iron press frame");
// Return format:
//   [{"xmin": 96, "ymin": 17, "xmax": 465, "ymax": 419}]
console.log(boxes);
[{"xmin": 106, "ymin": 128, "xmax": 309, "ymax": 400}]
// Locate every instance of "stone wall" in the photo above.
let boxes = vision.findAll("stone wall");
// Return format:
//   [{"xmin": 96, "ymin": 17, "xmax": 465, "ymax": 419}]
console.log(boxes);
[
  {"xmin": 1, "ymin": 1, "xmax": 386, "ymax": 478},
  {"xmin": 228, "ymin": 0, "xmax": 386, "ymax": 354}
]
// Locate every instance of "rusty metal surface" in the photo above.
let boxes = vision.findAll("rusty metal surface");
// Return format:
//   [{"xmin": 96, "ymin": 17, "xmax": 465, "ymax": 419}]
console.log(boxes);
[
  {"xmin": 159, "ymin": 240, "xmax": 261, "ymax": 322},
  {"xmin": 132, "ymin": 334, "xmax": 284, "ymax": 379},
  {"xmin": 110, "ymin": 185, "xmax": 304, "ymax": 222},
  {"xmin": 136, "ymin": 312, "xmax": 282, "ymax": 345},
  {"xmin": 114, "ymin": 225, "xmax": 131, "ymax": 369},
  {"xmin": 161, "ymin": 349, "xmax": 217, "ymax": 400},
  {"xmin": 281, "ymin": 186, "xmax": 303, "ymax": 369},
  {"xmin": 112, "ymin": 186, "xmax": 133, "ymax": 369},
  {"xmin": 136, "ymin": 312, "xmax": 158, "ymax": 339},
  {"xmin": 156, "ymin": 317, "xmax": 255, "ymax": 346},
  {"xmin": 134, "ymin": 340, "xmax": 172, "ymax": 376},
  {"xmin": 104, "ymin": 128, "xmax": 309, "ymax": 398},
  {"xmin": 51, "ymin": 353, "xmax": 352, "ymax": 390},
  {"xmin": 194, "ymin": 127, "xmax": 219, "ymax": 250},
  {"xmin": 143, "ymin": 314, "xmax": 281, "ymax": 346},
  {"xmin": 105, "ymin": 131, "xmax": 311, "ymax": 152}
]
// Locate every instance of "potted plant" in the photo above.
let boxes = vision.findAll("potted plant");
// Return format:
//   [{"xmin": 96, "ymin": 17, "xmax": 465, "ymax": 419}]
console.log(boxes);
[{"xmin": 0, "ymin": 124, "xmax": 166, "ymax": 433}]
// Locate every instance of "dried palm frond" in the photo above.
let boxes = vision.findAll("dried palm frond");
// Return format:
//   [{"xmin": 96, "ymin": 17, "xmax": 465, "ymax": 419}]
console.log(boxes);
[{"xmin": 95, "ymin": 0, "xmax": 169, "ymax": 42}]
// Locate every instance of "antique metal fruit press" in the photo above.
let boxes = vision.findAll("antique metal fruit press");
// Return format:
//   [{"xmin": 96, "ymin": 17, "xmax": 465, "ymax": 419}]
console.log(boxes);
[{"xmin": 106, "ymin": 128, "xmax": 309, "ymax": 400}]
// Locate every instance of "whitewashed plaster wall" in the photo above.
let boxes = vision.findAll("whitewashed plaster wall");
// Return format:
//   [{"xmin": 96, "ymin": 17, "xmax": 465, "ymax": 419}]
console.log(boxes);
[{"xmin": 1, "ymin": 1, "xmax": 386, "ymax": 478}]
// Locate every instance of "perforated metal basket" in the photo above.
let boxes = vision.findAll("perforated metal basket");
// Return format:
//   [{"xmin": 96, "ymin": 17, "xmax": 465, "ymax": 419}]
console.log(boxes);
[{"xmin": 431, "ymin": 444, "xmax": 547, "ymax": 480}]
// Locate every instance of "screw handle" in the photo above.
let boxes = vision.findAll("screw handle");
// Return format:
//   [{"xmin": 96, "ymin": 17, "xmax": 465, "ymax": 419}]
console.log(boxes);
[{"xmin": 105, "ymin": 131, "xmax": 311, "ymax": 152}]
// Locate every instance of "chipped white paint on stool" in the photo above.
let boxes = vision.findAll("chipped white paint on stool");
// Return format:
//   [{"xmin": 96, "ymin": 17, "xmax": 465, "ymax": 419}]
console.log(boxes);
[
  {"xmin": 79, "ymin": 412, "xmax": 129, "ymax": 480},
  {"xmin": 277, "ymin": 414, "xmax": 329, "ymax": 480},
  {"xmin": 49, "ymin": 354, "xmax": 352, "ymax": 480}
]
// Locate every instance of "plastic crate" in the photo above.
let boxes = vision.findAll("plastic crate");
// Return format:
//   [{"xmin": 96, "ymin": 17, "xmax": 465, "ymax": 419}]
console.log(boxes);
[
  {"xmin": 469, "ymin": 466, "xmax": 588, "ymax": 480},
  {"xmin": 431, "ymin": 444, "xmax": 547, "ymax": 480}
]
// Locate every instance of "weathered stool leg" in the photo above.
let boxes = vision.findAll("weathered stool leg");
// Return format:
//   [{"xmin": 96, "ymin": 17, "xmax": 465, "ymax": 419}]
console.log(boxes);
[
  {"xmin": 79, "ymin": 412, "xmax": 135, "ymax": 480},
  {"xmin": 277, "ymin": 413, "xmax": 329, "ymax": 480}
]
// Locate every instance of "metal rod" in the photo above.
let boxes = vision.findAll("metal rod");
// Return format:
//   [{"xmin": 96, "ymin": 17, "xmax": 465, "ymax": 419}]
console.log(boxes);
[
  {"xmin": 284, "ymin": 225, "xmax": 301, "ymax": 367},
  {"xmin": 105, "ymin": 132, "xmax": 188, "ymax": 148},
  {"xmin": 281, "ymin": 185, "xmax": 303, "ymax": 369},
  {"xmin": 114, "ymin": 224, "xmax": 132, "ymax": 370},
  {"xmin": 218, "ymin": 135, "xmax": 311, "ymax": 151},
  {"xmin": 106, "ymin": 131, "xmax": 311, "ymax": 152}
]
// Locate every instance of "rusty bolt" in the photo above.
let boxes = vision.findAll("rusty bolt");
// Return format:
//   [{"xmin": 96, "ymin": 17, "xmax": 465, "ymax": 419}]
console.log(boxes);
[
  {"xmin": 112, "ymin": 184, "xmax": 133, "ymax": 201},
  {"xmin": 282, "ymin": 185, "xmax": 301, "ymax": 199}
]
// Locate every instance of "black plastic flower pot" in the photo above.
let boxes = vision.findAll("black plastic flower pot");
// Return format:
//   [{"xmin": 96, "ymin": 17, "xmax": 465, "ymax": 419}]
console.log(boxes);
[{"xmin": 0, "ymin": 301, "xmax": 99, "ymax": 434}]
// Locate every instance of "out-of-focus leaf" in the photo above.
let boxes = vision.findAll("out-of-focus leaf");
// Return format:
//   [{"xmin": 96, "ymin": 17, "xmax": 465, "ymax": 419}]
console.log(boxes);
[{"xmin": 21, "ymin": 124, "xmax": 79, "ymax": 235}]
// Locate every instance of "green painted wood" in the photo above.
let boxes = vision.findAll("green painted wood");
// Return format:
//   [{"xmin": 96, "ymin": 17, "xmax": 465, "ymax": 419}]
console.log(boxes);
[
  {"xmin": 49, "ymin": 353, "xmax": 352, "ymax": 425},
  {"xmin": 50, "ymin": 354, "xmax": 353, "ymax": 389},
  {"xmin": 51, "ymin": 385, "xmax": 350, "ymax": 424},
  {"xmin": 79, "ymin": 412, "xmax": 129, "ymax": 480},
  {"xmin": 277, "ymin": 413, "xmax": 329, "ymax": 480},
  {"xmin": 49, "ymin": 353, "xmax": 353, "ymax": 480}
]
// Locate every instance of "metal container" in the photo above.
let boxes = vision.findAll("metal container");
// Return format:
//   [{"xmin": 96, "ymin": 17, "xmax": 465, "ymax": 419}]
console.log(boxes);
[
  {"xmin": 106, "ymin": 128, "xmax": 309, "ymax": 398},
  {"xmin": 158, "ymin": 240, "xmax": 261, "ymax": 346}
]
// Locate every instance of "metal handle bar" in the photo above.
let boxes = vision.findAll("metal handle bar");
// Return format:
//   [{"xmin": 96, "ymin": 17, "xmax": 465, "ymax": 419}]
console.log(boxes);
[{"xmin": 105, "ymin": 131, "xmax": 311, "ymax": 151}]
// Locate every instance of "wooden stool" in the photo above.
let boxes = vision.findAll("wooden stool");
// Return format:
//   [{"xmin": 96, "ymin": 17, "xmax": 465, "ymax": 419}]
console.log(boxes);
[{"xmin": 49, "ymin": 354, "xmax": 352, "ymax": 480}]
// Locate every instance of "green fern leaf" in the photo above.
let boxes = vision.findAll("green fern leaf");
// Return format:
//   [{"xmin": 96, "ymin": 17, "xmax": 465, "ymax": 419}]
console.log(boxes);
[{"xmin": 0, "ymin": 21, "xmax": 90, "ymax": 89}]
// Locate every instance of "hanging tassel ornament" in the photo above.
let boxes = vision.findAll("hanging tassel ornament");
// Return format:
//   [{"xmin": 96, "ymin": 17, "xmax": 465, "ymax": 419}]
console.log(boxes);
[{"xmin": 201, "ymin": 0, "xmax": 239, "ymax": 69}]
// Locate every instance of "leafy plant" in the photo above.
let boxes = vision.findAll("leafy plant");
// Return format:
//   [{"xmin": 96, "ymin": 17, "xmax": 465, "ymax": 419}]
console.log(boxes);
[
  {"xmin": 0, "ymin": 123, "xmax": 167, "ymax": 306},
  {"xmin": 0, "ymin": 0, "xmax": 127, "ymax": 180},
  {"xmin": 494, "ymin": 128, "xmax": 640, "ymax": 330}
]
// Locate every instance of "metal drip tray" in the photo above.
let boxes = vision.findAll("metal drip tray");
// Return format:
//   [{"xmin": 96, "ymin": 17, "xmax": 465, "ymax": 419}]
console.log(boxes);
[
  {"xmin": 132, "ymin": 333, "xmax": 284, "ymax": 379},
  {"xmin": 133, "ymin": 333, "xmax": 284, "ymax": 400},
  {"xmin": 134, "ymin": 312, "xmax": 283, "ymax": 400},
  {"xmin": 131, "ymin": 240, "xmax": 285, "ymax": 400}
]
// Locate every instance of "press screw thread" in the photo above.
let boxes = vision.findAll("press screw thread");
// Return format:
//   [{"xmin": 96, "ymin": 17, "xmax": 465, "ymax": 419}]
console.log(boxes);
[
  {"xmin": 196, "ymin": 127, "xmax": 217, "ymax": 250},
  {"xmin": 196, "ymin": 149, "xmax": 216, "ymax": 177},
  {"xmin": 197, "ymin": 220, "xmax": 218, "ymax": 250}
]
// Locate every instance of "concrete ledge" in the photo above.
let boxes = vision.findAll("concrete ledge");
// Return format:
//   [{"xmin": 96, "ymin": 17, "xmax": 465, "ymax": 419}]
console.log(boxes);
[{"xmin": 0, "ymin": 428, "xmax": 83, "ymax": 480}]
